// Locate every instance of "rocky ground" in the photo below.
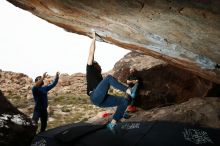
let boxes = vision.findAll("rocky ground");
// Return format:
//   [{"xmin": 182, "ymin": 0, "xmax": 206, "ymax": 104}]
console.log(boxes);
[
  {"xmin": 18, "ymin": 93, "xmax": 109, "ymax": 130},
  {"xmin": 88, "ymin": 97, "xmax": 220, "ymax": 129}
]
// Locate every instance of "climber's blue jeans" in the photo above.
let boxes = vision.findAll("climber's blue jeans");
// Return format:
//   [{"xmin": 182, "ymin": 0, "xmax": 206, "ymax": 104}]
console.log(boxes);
[{"xmin": 90, "ymin": 75, "xmax": 128, "ymax": 121}]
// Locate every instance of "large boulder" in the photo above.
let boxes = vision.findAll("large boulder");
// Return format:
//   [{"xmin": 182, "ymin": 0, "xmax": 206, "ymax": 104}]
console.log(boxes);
[
  {"xmin": 113, "ymin": 52, "xmax": 216, "ymax": 110},
  {"xmin": 6, "ymin": 0, "xmax": 220, "ymax": 83},
  {"xmin": 0, "ymin": 90, "xmax": 37, "ymax": 146},
  {"xmin": 126, "ymin": 97, "xmax": 220, "ymax": 129}
]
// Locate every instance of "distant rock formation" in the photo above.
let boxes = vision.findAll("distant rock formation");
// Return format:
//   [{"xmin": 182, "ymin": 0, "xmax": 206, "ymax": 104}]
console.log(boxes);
[
  {"xmin": 0, "ymin": 70, "xmax": 33, "ymax": 99},
  {"xmin": 0, "ymin": 70, "xmax": 87, "ymax": 100},
  {"xmin": 6, "ymin": 0, "xmax": 220, "ymax": 84},
  {"xmin": 0, "ymin": 90, "xmax": 37, "ymax": 146},
  {"xmin": 45, "ymin": 73, "xmax": 87, "ymax": 97},
  {"xmin": 113, "ymin": 52, "xmax": 219, "ymax": 110}
]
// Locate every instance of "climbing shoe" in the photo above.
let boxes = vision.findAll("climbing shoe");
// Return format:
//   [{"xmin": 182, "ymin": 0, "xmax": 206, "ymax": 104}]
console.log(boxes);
[{"xmin": 106, "ymin": 122, "xmax": 116, "ymax": 133}]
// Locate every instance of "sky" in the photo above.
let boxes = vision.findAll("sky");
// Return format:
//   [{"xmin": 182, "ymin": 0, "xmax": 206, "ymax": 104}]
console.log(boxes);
[{"xmin": 0, "ymin": 0, "xmax": 129, "ymax": 79}]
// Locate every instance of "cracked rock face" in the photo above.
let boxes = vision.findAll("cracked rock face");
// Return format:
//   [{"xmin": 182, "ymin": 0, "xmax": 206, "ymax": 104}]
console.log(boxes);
[{"xmin": 6, "ymin": 0, "xmax": 220, "ymax": 83}]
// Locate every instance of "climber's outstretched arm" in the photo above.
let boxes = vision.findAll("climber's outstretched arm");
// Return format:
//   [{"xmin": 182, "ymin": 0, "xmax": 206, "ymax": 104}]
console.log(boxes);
[{"xmin": 87, "ymin": 32, "xmax": 96, "ymax": 65}]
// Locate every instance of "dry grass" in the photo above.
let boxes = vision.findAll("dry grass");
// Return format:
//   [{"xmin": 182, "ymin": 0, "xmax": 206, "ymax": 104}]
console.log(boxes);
[{"xmin": 6, "ymin": 92, "xmax": 120, "ymax": 131}]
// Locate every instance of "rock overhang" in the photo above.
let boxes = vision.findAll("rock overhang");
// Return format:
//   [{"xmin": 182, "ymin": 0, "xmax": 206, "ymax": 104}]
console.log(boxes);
[{"xmin": 6, "ymin": 0, "xmax": 220, "ymax": 83}]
